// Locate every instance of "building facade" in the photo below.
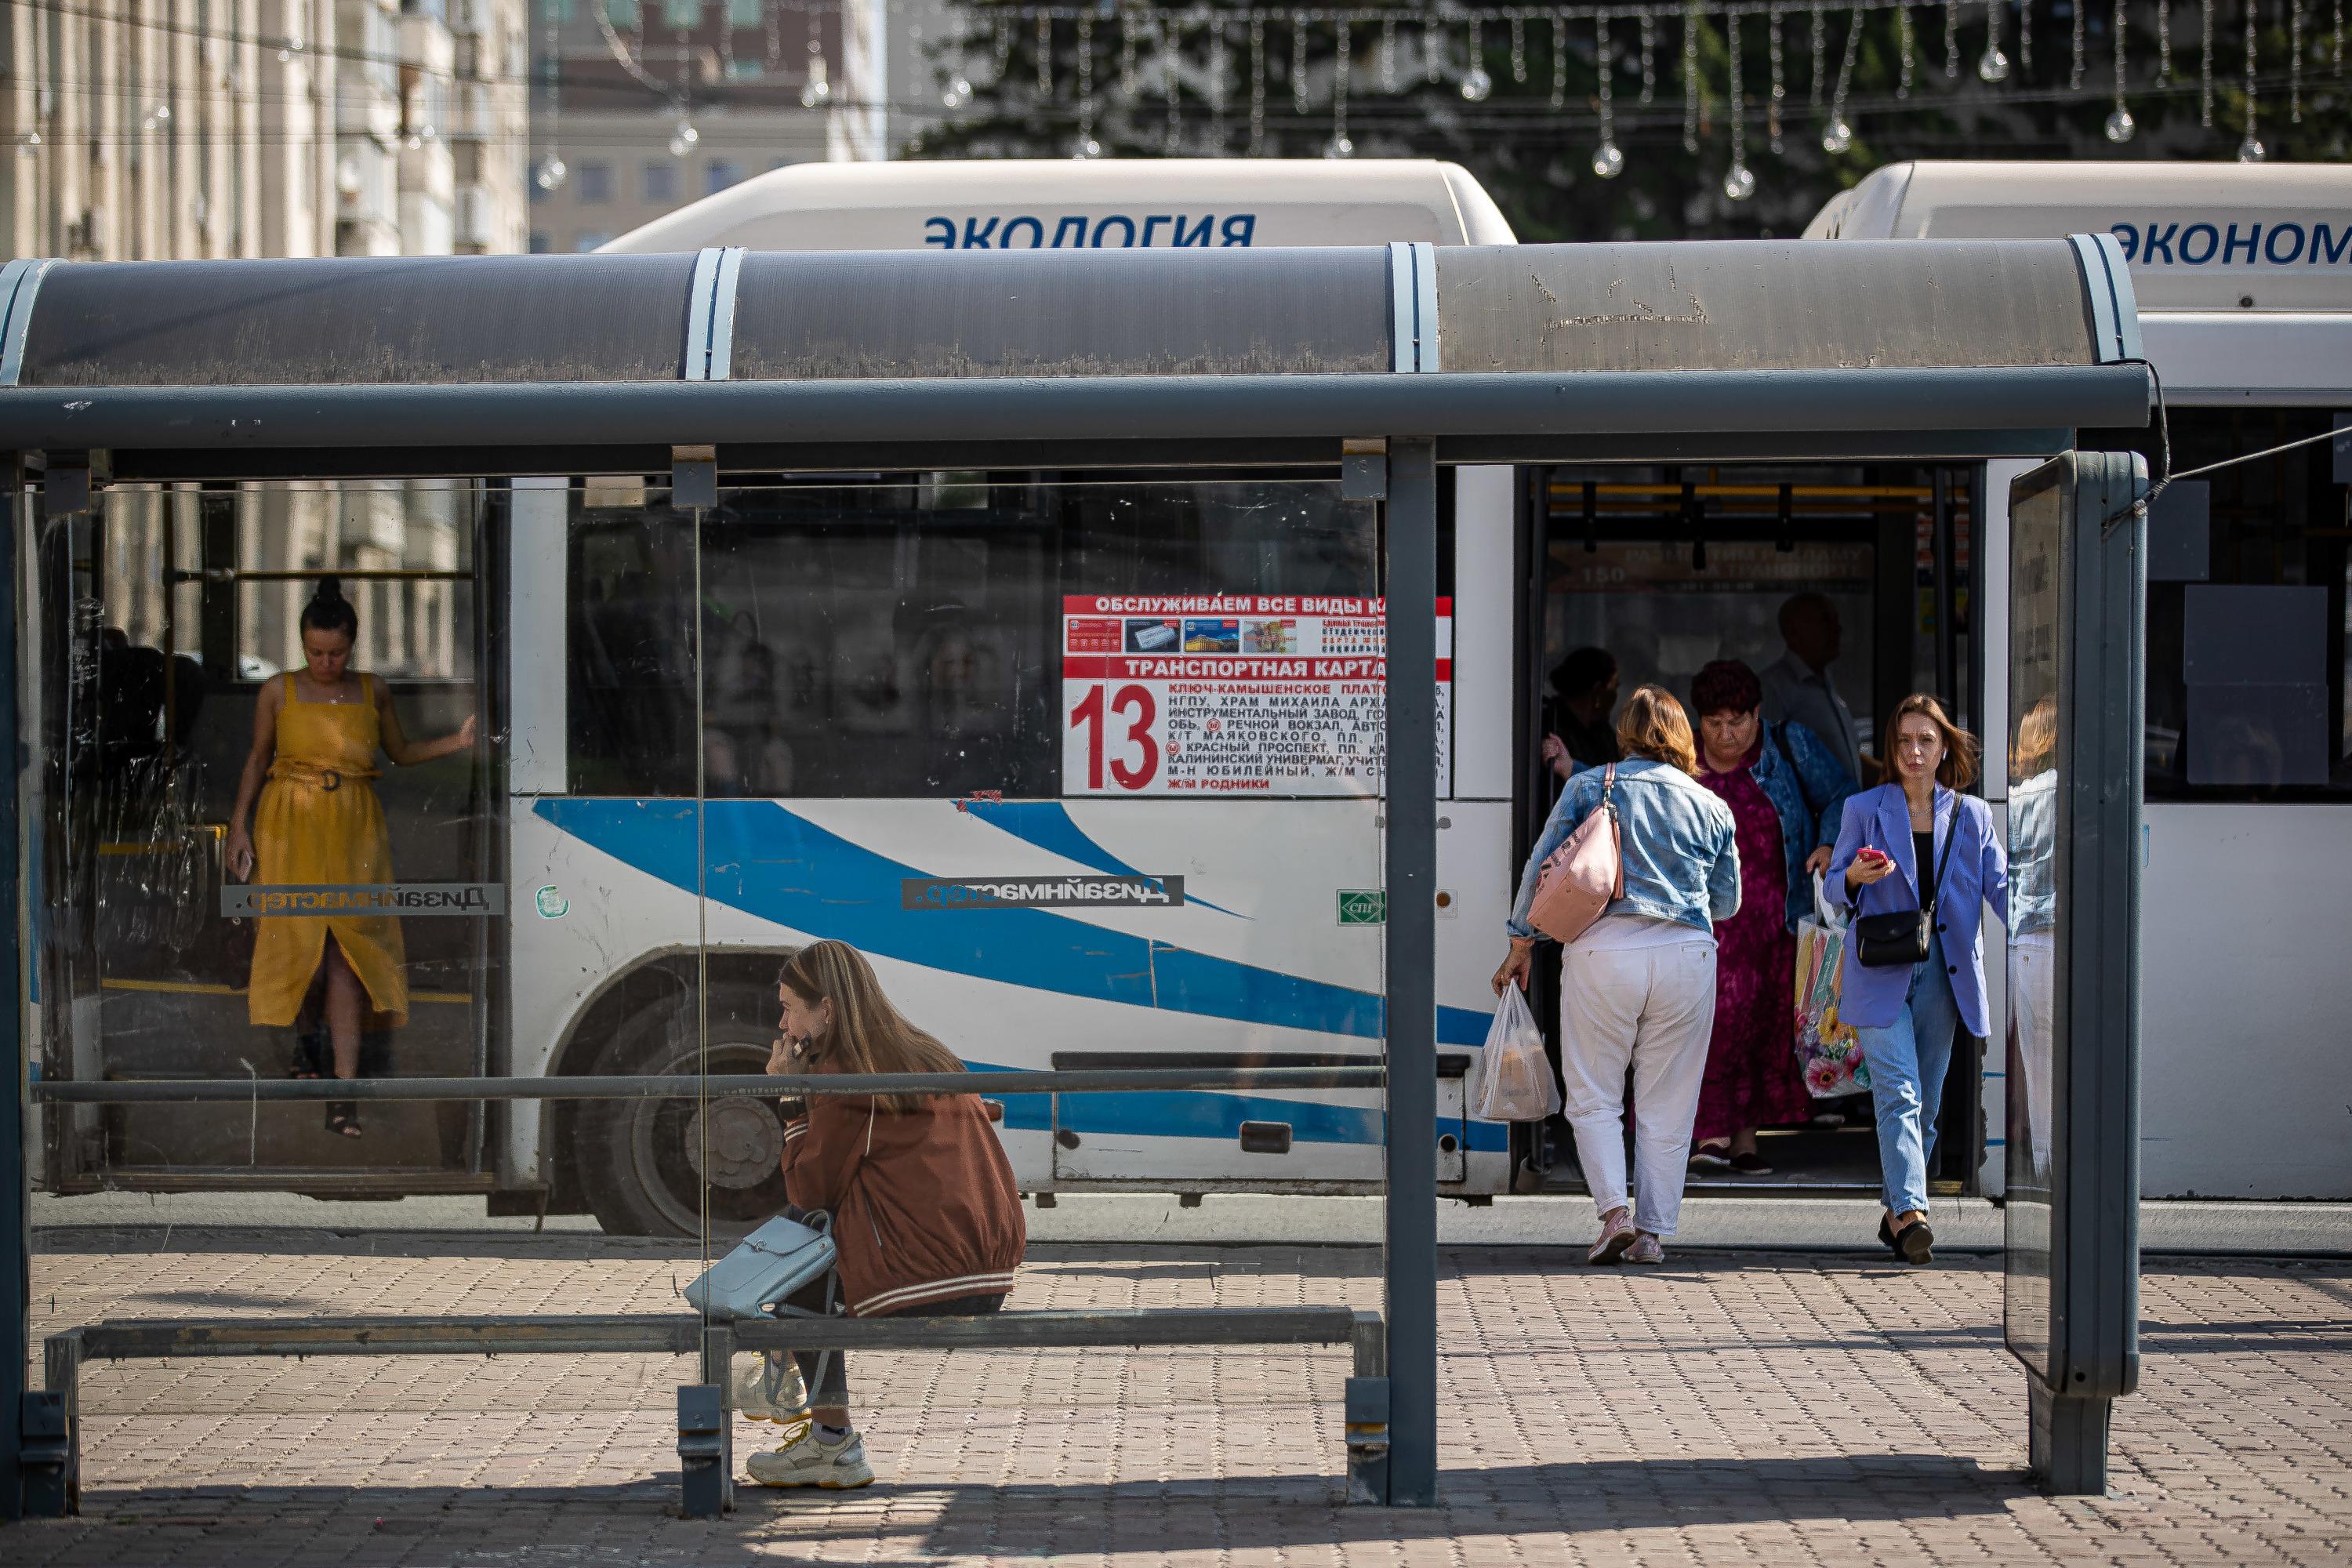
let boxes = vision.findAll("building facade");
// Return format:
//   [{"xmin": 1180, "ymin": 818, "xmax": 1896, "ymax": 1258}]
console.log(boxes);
[
  {"xmin": 528, "ymin": 0, "xmax": 946, "ymax": 256},
  {"xmin": 2, "ymin": 0, "xmax": 531, "ymax": 261}
]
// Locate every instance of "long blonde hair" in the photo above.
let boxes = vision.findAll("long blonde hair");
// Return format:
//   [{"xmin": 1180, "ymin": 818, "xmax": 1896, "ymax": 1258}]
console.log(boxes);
[
  {"xmin": 779, "ymin": 940, "xmax": 966, "ymax": 1113},
  {"xmin": 1615, "ymin": 684, "xmax": 1700, "ymax": 775}
]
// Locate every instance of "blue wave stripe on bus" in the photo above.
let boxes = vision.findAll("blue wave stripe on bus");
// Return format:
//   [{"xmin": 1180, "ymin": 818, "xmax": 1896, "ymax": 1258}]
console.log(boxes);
[
  {"xmin": 536, "ymin": 795, "xmax": 1493, "ymax": 1045},
  {"xmin": 961, "ymin": 800, "xmax": 1246, "ymax": 919},
  {"xmin": 968, "ymin": 1065, "xmax": 1506, "ymax": 1155}
]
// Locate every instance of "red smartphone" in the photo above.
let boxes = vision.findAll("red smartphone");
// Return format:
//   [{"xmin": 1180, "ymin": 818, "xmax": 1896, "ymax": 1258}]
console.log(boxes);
[{"xmin": 1857, "ymin": 847, "xmax": 1891, "ymax": 866}]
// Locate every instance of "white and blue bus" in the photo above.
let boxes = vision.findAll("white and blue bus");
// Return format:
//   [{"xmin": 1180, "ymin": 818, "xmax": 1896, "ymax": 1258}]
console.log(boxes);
[{"xmin": 32, "ymin": 158, "xmax": 2344, "ymax": 1234}]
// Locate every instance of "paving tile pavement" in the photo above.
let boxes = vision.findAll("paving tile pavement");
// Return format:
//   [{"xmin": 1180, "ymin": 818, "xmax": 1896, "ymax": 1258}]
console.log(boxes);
[{"xmin": 10, "ymin": 1225, "xmax": 2352, "ymax": 1566}]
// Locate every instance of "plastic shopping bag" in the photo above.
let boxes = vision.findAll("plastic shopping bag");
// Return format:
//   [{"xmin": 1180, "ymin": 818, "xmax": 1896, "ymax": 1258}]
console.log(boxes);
[
  {"xmin": 1794, "ymin": 872, "xmax": 1869, "ymax": 1098},
  {"xmin": 1474, "ymin": 981, "xmax": 1563, "ymax": 1123}
]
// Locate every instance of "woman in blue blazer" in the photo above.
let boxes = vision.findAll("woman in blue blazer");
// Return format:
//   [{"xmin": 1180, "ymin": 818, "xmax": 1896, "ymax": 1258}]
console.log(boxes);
[{"xmin": 1823, "ymin": 695, "xmax": 2008, "ymax": 1265}]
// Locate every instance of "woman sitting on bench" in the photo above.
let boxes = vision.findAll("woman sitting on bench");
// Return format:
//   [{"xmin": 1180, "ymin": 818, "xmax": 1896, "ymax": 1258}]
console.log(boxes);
[{"xmin": 748, "ymin": 938, "xmax": 1027, "ymax": 1490}]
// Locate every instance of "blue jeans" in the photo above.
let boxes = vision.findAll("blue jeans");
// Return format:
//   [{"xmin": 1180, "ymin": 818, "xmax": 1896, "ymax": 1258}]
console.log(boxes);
[{"xmin": 1857, "ymin": 935, "xmax": 1962, "ymax": 1217}]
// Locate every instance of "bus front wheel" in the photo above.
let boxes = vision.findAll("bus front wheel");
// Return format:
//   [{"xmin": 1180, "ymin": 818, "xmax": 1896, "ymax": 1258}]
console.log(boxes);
[{"xmin": 576, "ymin": 984, "xmax": 793, "ymax": 1239}]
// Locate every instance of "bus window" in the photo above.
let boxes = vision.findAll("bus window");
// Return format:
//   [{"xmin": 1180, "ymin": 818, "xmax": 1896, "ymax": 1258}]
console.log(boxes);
[
  {"xmin": 2085, "ymin": 408, "xmax": 2352, "ymax": 800},
  {"xmin": 36, "ymin": 480, "xmax": 495, "ymax": 1192},
  {"xmin": 565, "ymin": 478, "xmax": 1381, "ymax": 800}
]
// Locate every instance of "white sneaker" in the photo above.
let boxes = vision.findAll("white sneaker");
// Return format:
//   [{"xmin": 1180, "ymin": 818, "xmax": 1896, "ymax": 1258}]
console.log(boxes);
[
  {"xmin": 745, "ymin": 1424, "xmax": 875, "ymax": 1490},
  {"xmin": 732, "ymin": 1352, "xmax": 809, "ymax": 1423}
]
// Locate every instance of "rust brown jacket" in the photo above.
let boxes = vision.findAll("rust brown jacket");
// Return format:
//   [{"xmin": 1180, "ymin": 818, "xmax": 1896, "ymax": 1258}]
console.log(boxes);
[{"xmin": 781, "ymin": 1091, "xmax": 1025, "ymax": 1316}]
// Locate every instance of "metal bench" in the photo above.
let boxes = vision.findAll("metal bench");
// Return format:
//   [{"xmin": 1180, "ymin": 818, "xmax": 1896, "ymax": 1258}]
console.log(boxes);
[{"xmin": 34, "ymin": 1305, "xmax": 1389, "ymax": 1517}]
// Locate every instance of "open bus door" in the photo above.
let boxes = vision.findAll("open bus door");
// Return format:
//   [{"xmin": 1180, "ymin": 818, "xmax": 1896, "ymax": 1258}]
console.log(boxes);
[
  {"xmin": 30, "ymin": 481, "xmax": 502, "ymax": 1197},
  {"xmin": 1509, "ymin": 461, "xmax": 1986, "ymax": 1200}
]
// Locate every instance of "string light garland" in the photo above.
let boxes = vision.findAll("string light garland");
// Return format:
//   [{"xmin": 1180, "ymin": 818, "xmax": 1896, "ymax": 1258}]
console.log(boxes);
[
  {"xmin": 681, "ymin": 0, "xmax": 2347, "ymax": 205},
  {"xmin": 2239, "ymin": 0, "xmax": 2263, "ymax": 159},
  {"xmin": 1595, "ymin": 9, "xmax": 1624, "ymax": 172},
  {"xmin": 2107, "ymin": 0, "xmax": 2136, "ymax": 139},
  {"xmin": 2201, "ymin": 0, "xmax": 2216, "ymax": 122}
]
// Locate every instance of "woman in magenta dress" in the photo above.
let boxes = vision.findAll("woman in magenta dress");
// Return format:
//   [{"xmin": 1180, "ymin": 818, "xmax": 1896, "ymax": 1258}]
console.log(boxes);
[{"xmin": 1687, "ymin": 660, "xmax": 1860, "ymax": 1174}]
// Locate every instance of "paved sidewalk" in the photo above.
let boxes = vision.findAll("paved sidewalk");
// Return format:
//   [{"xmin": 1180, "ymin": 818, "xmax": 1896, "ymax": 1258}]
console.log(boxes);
[{"xmin": 13, "ymin": 1226, "xmax": 2352, "ymax": 1566}]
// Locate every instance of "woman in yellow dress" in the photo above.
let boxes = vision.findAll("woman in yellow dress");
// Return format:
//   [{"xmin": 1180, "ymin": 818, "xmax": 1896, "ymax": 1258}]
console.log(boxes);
[{"xmin": 224, "ymin": 579, "xmax": 476, "ymax": 1138}]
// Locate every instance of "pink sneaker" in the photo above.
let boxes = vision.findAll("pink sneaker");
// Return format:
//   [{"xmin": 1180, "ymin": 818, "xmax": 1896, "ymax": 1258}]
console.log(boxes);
[
  {"xmin": 1588, "ymin": 1208, "xmax": 1637, "ymax": 1265},
  {"xmin": 1627, "ymin": 1233, "xmax": 1664, "ymax": 1265}
]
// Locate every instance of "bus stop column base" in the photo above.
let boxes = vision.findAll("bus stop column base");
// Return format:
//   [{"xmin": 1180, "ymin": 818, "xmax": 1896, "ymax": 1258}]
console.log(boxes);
[
  {"xmin": 678, "ymin": 1323, "xmax": 735, "ymax": 1516},
  {"xmin": 2028, "ymin": 1377, "xmax": 2112, "ymax": 1497}
]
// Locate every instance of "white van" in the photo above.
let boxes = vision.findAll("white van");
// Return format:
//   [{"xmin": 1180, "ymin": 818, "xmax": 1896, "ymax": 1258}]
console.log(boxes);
[{"xmin": 599, "ymin": 157, "xmax": 1520, "ymax": 253}]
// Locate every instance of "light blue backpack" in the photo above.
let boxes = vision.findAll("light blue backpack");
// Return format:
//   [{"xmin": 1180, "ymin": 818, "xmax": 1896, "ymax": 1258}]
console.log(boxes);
[{"xmin": 683, "ymin": 1210, "xmax": 838, "ymax": 1320}]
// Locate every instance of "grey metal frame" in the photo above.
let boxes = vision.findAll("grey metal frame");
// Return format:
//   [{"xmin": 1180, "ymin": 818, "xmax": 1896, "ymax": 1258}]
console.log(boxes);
[
  {"xmin": 2005, "ymin": 451, "xmax": 2147, "ymax": 1496},
  {"xmin": 42, "ymin": 1307, "xmax": 1385, "ymax": 1519},
  {"xmin": 0, "ymin": 238, "xmax": 2158, "ymax": 1518}
]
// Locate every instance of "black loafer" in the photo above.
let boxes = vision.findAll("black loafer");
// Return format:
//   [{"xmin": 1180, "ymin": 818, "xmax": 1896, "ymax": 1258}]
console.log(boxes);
[
  {"xmin": 1897, "ymin": 1220, "xmax": 1936, "ymax": 1265},
  {"xmin": 1877, "ymin": 1214, "xmax": 1901, "ymax": 1253}
]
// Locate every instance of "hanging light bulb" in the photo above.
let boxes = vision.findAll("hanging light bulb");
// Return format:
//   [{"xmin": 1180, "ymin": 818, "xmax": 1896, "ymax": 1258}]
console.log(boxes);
[
  {"xmin": 1821, "ymin": 117, "xmax": 1853, "ymax": 153},
  {"xmin": 1324, "ymin": 132, "xmax": 1355, "ymax": 158},
  {"xmin": 2238, "ymin": 132, "xmax": 2266, "ymax": 161},
  {"xmin": 1073, "ymin": 134, "xmax": 1102, "ymax": 158},
  {"xmin": 1977, "ymin": 42, "xmax": 2011, "ymax": 80},
  {"xmin": 1592, "ymin": 15, "xmax": 1624, "ymax": 180},
  {"xmin": 800, "ymin": 55, "xmax": 831, "ymax": 108},
  {"xmin": 2105, "ymin": 105, "xmax": 2137, "ymax": 140},
  {"xmin": 18, "ymin": 131, "xmax": 42, "ymax": 156},
  {"xmin": 1461, "ymin": 16, "xmax": 1492, "ymax": 100},
  {"xmin": 1723, "ymin": 162, "xmax": 1756, "ymax": 201},
  {"xmin": 669, "ymin": 118, "xmax": 699, "ymax": 156},
  {"xmin": 942, "ymin": 71, "xmax": 973, "ymax": 109},
  {"xmin": 532, "ymin": 152, "xmax": 568, "ymax": 191},
  {"xmin": 278, "ymin": 34, "xmax": 302, "ymax": 63}
]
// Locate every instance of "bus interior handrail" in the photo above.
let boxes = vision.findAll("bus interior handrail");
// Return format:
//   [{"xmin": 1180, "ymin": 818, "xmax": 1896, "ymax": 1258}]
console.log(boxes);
[{"xmin": 28, "ymin": 1065, "xmax": 1392, "ymax": 1104}]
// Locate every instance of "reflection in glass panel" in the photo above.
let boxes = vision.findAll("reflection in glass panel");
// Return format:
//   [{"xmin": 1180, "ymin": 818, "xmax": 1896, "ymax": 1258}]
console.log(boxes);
[
  {"xmin": 2004, "ymin": 465, "xmax": 2064, "ymax": 1382},
  {"xmin": 36, "ymin": 481, "xmax": 492, "ymax": 1188},
  {"xmin": 547, "ymin": 477, "xmax": 1389, "ymax": 1247}
]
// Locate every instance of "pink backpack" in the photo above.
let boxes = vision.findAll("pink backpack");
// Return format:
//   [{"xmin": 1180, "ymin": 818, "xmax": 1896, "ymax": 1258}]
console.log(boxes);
[{"xmin": 1529, "ymin": 764, "xmax": 1625, "ymax": 945}]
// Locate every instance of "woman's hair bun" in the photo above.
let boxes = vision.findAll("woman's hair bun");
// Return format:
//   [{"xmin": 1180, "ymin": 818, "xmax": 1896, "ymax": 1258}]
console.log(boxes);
[{"xmin": 299, "ymin": 574, "xmax": 361, "ymax": 638}]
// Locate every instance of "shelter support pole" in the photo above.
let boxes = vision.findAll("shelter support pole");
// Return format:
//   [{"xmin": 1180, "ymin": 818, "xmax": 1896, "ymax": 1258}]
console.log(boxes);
[
  {"xmin": 2, "ymin": 488, "xmax": 26, "ymax": 1521},
  {"xmin": 1383, "ymin": 437, "xmax": 1439, "ymax": 1508}
]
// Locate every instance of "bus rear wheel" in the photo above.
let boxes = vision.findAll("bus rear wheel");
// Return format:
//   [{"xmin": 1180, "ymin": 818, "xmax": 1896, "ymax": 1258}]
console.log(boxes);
[{"xmin": 576, "ymin": 985, "xmax": 793, "ymax": 1239}]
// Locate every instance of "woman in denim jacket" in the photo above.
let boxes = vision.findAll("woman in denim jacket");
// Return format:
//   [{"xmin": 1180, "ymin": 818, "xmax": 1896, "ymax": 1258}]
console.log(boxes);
[
  {"xmin": 1494, "ymin": 686, "xmax": 1741, "ymax": 1266},
  {"xmin": 1823, "ymin": 695, "xmax": 2009, "ymax": 1265}
]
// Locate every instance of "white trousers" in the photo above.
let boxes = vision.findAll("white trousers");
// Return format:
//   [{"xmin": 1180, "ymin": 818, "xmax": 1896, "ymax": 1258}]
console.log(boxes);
[{"xmin": 1558, "ymin": 941, "xmax": 1719, "ymax": 1238}]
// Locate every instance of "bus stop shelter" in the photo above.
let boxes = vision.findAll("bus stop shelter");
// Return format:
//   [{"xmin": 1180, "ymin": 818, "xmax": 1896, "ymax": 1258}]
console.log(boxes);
[{"xmin": 0, "ymin": 237, "xmax": 2150, "ymax": 1513}]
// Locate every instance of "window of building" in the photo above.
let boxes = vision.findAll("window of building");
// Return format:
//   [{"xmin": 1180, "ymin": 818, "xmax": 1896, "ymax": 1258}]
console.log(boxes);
[
  {"xmin": 642, "ymin": 161, "xmax": 677, "ymax": 204},
  {"xmin": 660, "ymin": 0, "xmax": 699, "ymax": 26},
  {"xmin": 572, "ymin": 231, "xmax": 612, "ymax": 252},
  {"xmin": 601, "ymin": 0, "xmax": 640, "ymax": 25},
  {"xmin": 575, "ymin": 161, "xmax": 612, "ymax": 204},
  {"xmin": 706, "ymin": 160, "xmax": 742, "ymax": 196}
]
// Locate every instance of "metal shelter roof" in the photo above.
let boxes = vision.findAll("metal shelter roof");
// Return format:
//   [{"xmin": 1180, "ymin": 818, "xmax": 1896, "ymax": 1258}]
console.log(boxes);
[{"xmin": 0, "ymin": 238, "xmax": 2149, "ymax": 477}]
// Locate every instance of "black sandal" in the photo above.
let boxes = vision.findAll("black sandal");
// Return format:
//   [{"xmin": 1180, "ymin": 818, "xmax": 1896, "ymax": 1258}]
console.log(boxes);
[
  {"xmin": 325, "ymin": 1101, "xmax": 363, "ymax": 1138},
  {"xmin": 289, "ymin": 1029, "xmax": 328, "ymax": 1080}
]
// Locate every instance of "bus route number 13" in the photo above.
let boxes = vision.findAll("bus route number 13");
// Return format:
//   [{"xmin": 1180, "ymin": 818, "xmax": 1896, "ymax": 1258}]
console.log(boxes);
[{"xmin": 1071, "ymin": 683, "xmax": 1160, "ymax": 790}]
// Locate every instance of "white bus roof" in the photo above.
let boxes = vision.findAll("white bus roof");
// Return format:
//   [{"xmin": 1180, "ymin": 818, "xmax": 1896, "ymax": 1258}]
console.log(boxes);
[
  {"xmin": 600, "ymin": 158, "xmax": 1519, "ymax": 253},
  {"xmin": 1803, "ymin": 161, "xmax": 2352, "ymax": 312}
]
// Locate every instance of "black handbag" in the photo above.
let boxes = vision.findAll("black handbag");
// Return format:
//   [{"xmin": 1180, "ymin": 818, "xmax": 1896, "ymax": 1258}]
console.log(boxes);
[{"xmin": 1853, "ymin": 804, "xmax": 1958, "ymax": 969}]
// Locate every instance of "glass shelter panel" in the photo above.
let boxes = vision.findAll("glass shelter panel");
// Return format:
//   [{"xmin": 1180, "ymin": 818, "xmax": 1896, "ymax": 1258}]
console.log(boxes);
[
  {"xmin": 2003, "ymin": 464, "xmax": 2064, "ymax": 1385},
  {"xmin": 31, "ymin": 481, "xmax": 497, "ymax": 1190}
]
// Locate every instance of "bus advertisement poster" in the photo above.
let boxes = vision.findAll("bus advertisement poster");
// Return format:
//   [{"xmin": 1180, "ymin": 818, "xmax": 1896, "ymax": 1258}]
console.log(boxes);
[{"xmin": 1059, "ymin": 594, "xmax": 1453, "ymax": 796}]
